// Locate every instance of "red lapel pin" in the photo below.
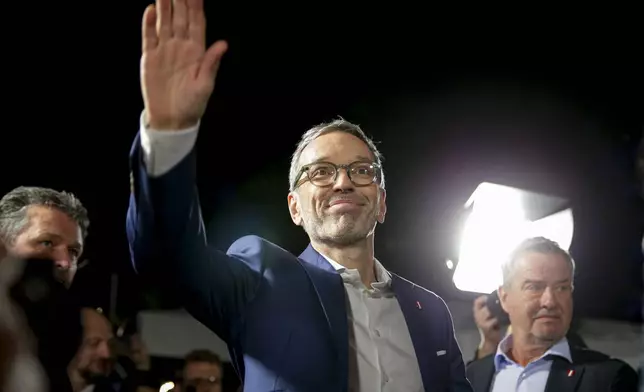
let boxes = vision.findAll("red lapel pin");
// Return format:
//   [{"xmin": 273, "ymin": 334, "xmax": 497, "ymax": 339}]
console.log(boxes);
[
  {"xmin": 567, "ymin": 369, "xmax": 574, "ymax": 377},
  {"xmin": 416, "ymin": 301, "xmax": 422, "ymax": 310}
]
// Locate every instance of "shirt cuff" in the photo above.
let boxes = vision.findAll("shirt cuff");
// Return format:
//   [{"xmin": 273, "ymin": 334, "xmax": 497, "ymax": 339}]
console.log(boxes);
[{"xmin": 139, "ymin": 111, "xmax": 200, "ymax": 177}]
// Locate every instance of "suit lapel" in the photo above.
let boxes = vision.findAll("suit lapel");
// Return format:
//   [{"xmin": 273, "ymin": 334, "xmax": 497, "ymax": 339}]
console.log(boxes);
[
  {"xmin": 544, "ymin": 356, "xmax": 583, "ymax": 392},
  {"xmin": 470, "ymin": 357, "xmax": 496, "ymax": 392},
  {"xmin": 391, "ymin": 275, "xmax": 437, "ymax": 391},
  {"xmin": 298, "ymin": 245, "xmax": 349, "ymax": 390}
]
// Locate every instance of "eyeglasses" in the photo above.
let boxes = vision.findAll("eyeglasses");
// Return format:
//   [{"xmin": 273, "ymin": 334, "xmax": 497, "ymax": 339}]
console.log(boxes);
[{"xmin": 292, "ymin": 161, "xmax": 381, "ymax": 190}]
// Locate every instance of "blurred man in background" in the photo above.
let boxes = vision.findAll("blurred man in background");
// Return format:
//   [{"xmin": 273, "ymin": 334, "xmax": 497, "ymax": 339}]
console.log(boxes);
[
  {"xmin": 68, "ymin": 309, "xmax": 163, "ymax": 392},
  {"xmin": 180, "ymin": 349, "xmax": 223, "ymax": 392},
  {"xmin": 68, "ymin": 307, "xmax": 116, "ymax": 392},
  {"xmin": 163, "ymin": 349, "xmax": 224, "ymax": 392}
]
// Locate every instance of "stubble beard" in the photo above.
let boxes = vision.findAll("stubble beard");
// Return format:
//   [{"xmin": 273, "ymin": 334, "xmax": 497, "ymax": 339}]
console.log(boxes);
[{"xmin": 305, "ymin": 209, "xmax": 377, "ymax": 247}]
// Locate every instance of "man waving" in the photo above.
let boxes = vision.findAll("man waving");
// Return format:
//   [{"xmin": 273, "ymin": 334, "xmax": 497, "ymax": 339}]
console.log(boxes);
[{"xmin": 127, "ymin": 1, "xmax": 472, "ymax": 391}]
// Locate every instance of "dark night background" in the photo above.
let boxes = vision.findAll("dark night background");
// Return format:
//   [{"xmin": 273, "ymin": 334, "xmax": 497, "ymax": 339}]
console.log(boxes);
[{"xmin": 3, "ymin": 4, "xmax": 642, "ymax": 330}]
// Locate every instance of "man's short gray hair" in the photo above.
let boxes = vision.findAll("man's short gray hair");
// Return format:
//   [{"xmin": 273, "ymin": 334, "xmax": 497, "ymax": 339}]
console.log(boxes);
[
  {"xmin": 0, "ymin": 186, "xmax": 89, "ymax": 244},
  {"xmin": 288, "ymin": 118, "xmax": 386, "ymax": 192},
  {"xmin": 502, "ymin": 237, "xmax": 575, "ymax": 288}
]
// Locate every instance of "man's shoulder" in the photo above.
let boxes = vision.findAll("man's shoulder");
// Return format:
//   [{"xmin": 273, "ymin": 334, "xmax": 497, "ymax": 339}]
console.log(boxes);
[
  {"xmin": 466, "ymin": 352, "xmax": 495, "ymax": 373},
  {"xmin": 225, "ymin": 235, "xmax": 299, "ymax": 271},
  {"xmin": 466, "ymin": 347, "xmax": 630, "ymax": 370},
  {"xmin": 465, "ymin": 353, "xmax": 496, "ymax": 388},
  {"xmin": 572, "ymin": 346, "xmax": 636, "ymax": 372},
  {"xmin": 390, "ymin": 273, "xmax": 450, "ymax": 309},
  {"xmin": 571, "ymin": 346, "xmax": 611, "ymax": 363},
  {"xmin": 227, "ymin": 235, "xmax": 289, "ymax": 255},
  {"xmin": 571, "ymin": 347, "xmax": 639, "ymax": 389},
  {"xmin": 391, "ymin": 273, "xmax": 441, "ymax": 296}
]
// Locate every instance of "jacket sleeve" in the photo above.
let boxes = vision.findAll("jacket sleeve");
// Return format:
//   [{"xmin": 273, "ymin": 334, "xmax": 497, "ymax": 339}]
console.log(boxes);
[
  {"xmin": 442, "ymin": 300, "xmax": 474, "ymax": 392},
  {"xmin": 126, "ymin": 133, "xmax": 264, "ymax": 342}
]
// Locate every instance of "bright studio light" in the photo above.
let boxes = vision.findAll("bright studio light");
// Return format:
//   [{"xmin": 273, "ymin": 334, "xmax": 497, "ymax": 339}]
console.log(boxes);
[
  {"xmin": 452, "ymin": 182, "xmax": 574, "ymax": 294},
  {"xmin": 159, "ymin": 381, "xmax": 175, "ymax": 392}
]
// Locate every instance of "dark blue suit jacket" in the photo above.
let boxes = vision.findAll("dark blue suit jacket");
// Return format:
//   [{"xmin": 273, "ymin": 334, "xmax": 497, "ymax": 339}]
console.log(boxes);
[{"xmin": 126, "ymin": 136, "xmax": 472, "ymax": 392}]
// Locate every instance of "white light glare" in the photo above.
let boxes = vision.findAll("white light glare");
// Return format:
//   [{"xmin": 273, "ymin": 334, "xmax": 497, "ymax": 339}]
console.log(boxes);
[
  {"xmin": 452, "ymin": 183, "xmax": 574, "ymax": 294},
  {"xmin": 159, "ymin": 381, "xmax": 175, "ymax": 392}
]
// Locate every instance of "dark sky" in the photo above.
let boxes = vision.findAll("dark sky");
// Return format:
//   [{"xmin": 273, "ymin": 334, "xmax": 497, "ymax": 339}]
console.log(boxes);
[{"xmin": 3, "ymin": 4, "xmax": 642, "ymax": 322}]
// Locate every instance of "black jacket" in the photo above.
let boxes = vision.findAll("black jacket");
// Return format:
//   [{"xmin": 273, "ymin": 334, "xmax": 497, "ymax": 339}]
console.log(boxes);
[{"xmin": 466, "ymin": 346, "xmax": 638, "ymax": 392}]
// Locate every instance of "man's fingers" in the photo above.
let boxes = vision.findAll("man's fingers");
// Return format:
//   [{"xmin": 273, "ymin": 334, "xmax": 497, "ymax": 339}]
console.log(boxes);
[
  {"xmin": 475, "ymin": 306, "xmax": 492, "ymax": 327},
  {"xmin": 200, "ymin": 40, "xmax": 228, "ymax": 80},
  {"xmin": 156, "ymin": 0, "xmax": 172, "ymax": 41},
  {"xmin": 187, "ymin": 0, "xmax": 206, "ymax": 46},
  {"xmin": 142, "ymin": 5, "xmax": 158, "ymax": 52},
  {"xmin": 172, "ymin": 0, "xmax": 188, "ymax": 38},
  {"xmin": 485, "ymin": 317, "xmax": 499, "ymax": 329},
  {"xmin": 481, "ymin": 317, "xmax": 500, "ymax": 333},
  {"xmin": 474, "ymin": 295, "xmax": 488, "ymax": 309}
]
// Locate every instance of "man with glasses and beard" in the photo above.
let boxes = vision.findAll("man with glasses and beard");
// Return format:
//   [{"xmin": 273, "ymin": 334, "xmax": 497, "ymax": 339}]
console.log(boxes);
[{"xmin": 125, "ymin": 0, "xmax": 472, "ymax": 390}]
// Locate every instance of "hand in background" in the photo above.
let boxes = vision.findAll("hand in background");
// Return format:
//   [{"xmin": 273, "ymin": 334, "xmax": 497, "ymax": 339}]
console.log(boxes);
[{"xmin": 473, "ymin": 295, "xmax": 502, "ymax": 359}]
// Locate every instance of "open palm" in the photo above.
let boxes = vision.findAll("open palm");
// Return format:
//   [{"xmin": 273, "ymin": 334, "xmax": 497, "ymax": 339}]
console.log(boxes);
[{"xmin": 141, "ymin": 0, "xmax": 227, "ymax": 130}]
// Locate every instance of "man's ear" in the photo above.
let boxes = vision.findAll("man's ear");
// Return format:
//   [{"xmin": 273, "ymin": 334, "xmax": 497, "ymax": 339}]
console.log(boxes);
[
  {"xmin": 287, "ymin": 192, "xmax": 303, "ymax": 226},
  {"xmin": 498, "ymin": 285, "xmax": 510, "ymax": 314},
  {"xmin": 377, "ymin": 188, "xmax": 387, "ymax": 224}
]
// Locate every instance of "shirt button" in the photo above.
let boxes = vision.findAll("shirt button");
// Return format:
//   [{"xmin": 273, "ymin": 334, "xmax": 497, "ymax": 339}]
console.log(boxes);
[
  {"xmin": 383, "ymin": 374, "xmax": 389, "ymax": 383},
  {"xmin": 374, "ymin": 329, "xmax": 380, "ymax": 337}
]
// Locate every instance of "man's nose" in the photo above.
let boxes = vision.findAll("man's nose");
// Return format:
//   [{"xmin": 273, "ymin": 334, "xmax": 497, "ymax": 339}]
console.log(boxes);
[
  {"xmin": 97, "ymin": 340, "xmax": 111, "ymax": 358},
  {"xmin": 51, "ymin": 248, "xmax": 77, "ymax": 287},
  {"xmin": 52, "ymin": 248, "xmax": 74, "ymax": 270},
  {"xmin": 332, "ymin": 168, "xmax": 354, "ymax": 191},
  {"xmin": 540, "ymin": 287, "xmax": 557, "ymax": 309}
]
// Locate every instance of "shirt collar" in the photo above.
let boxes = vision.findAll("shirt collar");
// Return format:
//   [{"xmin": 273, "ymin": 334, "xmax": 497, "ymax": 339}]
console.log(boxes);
[
  {"xmin": 320, "ymin": 254, "xmax": 392, "ymax": 290},
  {"xmin": 494, "ymin": 334, "xmax": 572, "ymax": 371}
]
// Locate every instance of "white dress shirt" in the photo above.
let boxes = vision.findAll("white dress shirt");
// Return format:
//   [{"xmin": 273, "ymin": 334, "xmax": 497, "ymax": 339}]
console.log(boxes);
[
  {"xmin": 321, "ymin": 255, "xmax": 424, "ymax": 392},
  {"xmin": 138, "ymin": 113, "xmax": 425, "ymax": 391}
]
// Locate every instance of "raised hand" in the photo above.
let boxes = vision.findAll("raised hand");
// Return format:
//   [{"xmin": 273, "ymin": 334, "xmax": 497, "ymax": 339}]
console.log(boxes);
[
  {"xmin": 140, "ymin": 0, "xmax": 228, "ymax": 130},
  {"xmin": 473, "ymin": 295, "xmax": 502, "ymax": 358}
]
